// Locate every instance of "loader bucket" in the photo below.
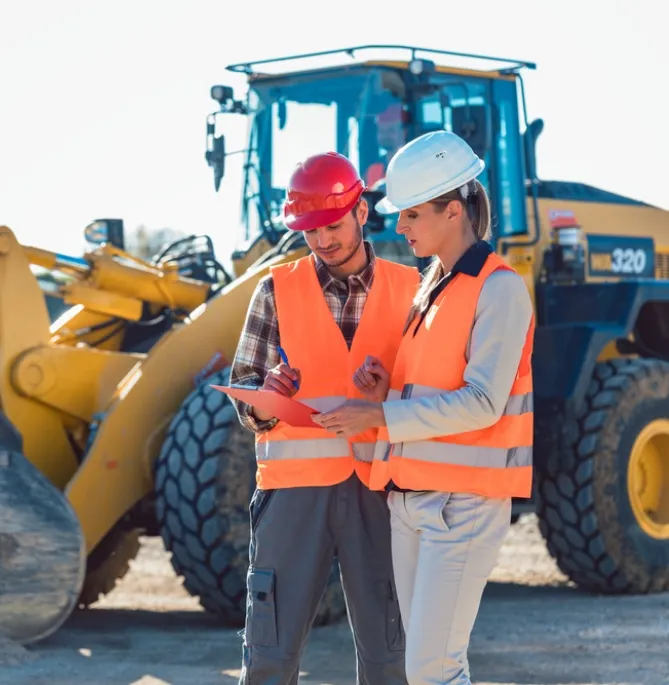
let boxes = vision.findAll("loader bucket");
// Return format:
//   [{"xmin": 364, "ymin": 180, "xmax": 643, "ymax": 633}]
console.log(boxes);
[{"xmin": 0, "ymin": 413, "xmax": 86, "ymax": 645}]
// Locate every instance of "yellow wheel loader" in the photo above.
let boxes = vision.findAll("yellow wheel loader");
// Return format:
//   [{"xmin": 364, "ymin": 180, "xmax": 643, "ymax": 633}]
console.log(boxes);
[
  {"xmin": 3, "ymin": 44, "xmax": 669, "ymax": 646},
  {"xmin": 23, "ymin": 226, "xmax": 236, "ymax": 614},
  {"xmin": 1, "ymin": 221, "xmax": 350, "ymax": 645}
]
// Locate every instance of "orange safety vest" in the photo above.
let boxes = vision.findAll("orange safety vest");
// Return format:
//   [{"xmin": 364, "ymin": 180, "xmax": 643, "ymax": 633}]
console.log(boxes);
[
  {"xmin": 369, "ymin": 252, "xmax": 535, "ymax": 499},
  {"xmin": 255, "ymin": 254, "xmax": 420, "ymax": 490}
]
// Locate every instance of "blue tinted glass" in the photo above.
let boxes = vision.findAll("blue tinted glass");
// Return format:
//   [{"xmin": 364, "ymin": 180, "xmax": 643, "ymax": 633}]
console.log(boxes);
[{"xmin": 492, "ymin": 79, "xmax": 527, "ymax": 236}]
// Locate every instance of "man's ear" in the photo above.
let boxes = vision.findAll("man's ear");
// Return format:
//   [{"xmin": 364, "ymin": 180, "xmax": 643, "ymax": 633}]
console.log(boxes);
[{"xmin": 357, "ymin": 198, "xmax": 369, "ymax": 226}]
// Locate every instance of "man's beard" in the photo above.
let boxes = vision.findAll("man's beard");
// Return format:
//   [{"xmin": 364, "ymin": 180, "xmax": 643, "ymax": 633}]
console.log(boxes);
[{"xmin": 320, "ymin": 220, "xmax": 363, "ymax": 268}]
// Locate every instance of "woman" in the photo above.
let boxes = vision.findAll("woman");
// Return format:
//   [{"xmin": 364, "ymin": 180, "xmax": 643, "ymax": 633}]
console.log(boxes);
[{"xmin": 312, "ymin": 130, "xmax": 535, "ymax": 685}]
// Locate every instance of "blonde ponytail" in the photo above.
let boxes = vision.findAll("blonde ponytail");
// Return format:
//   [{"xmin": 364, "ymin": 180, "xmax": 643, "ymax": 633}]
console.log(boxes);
[{"xmin": 469, "ymin": 179, "xmax": 491, "ymax": 240}]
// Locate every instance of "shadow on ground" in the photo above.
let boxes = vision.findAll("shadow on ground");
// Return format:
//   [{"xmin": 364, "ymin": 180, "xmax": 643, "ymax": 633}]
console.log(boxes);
[{"xmin": 3, "ymin": 580, "xmax": 667, "ymax": 685}]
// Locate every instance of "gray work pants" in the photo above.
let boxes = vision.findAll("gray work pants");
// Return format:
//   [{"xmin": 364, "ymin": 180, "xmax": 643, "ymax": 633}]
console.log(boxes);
[{"xmin": 238, "ymin": 473, "xmax": 407, "ymax": 685}]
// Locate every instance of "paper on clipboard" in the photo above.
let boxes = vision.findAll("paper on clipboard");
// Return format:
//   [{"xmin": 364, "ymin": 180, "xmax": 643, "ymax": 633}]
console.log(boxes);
[{"xmin": 211, "ymin": 384, "xmax": 318, "ymax": 428}]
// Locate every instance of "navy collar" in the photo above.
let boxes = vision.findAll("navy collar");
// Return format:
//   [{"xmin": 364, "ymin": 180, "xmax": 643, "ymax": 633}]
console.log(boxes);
[
  {"xmin": 445, "ymin": 239, "xmax": 492, "ymax": 278},
  {"xmin": 413, "ymin": 240, "xmax": 493, "ymax": 335},
  {"xmin": 428, "ymin": 240, "xmax": 493, "ymax": 303}
]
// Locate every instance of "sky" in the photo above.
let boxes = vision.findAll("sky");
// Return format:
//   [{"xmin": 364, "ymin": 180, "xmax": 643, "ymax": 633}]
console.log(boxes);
[{"xmin": 1, "ymin": 0, "xmax": 667, "ymax": 267}]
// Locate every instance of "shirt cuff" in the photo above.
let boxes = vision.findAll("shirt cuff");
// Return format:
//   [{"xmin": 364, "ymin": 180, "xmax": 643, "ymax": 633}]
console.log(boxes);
[
  {"xmin": 249, "ymin": 413, "xmax": 279, "ymax": 434},
  {"xmin": 235, "ymin": 401, "xmax": 279, "ymax": 434},
  {"xmin": 381, "ymin": 399, "xmax": 415, "ymax": 444}
]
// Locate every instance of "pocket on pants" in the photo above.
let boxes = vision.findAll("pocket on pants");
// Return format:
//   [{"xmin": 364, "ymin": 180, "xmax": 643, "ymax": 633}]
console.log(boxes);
[
  {"xmin": 438, "ymin": 492, "xmax": 451, "ymax": 531},
  {"xmin": 405, "ymin": 491, "xmax": 451, "ymax": 533},
  {"xmin": 249, "ymin": 488, "xmax": 275, "ymax": 532},
  {"xmin": 246, "ymin": 567, "xmax": 278, "ymax": 647},
  {"xmin": 385, "ymin": 579, "xmax": 405, "ymax": 652}
]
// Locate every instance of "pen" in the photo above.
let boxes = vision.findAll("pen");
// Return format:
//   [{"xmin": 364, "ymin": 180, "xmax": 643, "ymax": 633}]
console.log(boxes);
[{"xmin": 277, "ymin": 345, "xmax": 299, "ymax": 389}]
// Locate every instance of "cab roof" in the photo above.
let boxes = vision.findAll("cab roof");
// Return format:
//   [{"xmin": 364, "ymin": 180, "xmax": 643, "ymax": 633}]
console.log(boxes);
[{"xmin": 225, "ymin": 44, "xmax": 536, "ymax": 83}]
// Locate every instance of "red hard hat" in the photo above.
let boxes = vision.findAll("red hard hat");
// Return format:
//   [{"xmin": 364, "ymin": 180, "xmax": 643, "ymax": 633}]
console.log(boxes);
[{"xmin": 283, "ymin": 151, "xmax": 366, "ymax": 231}]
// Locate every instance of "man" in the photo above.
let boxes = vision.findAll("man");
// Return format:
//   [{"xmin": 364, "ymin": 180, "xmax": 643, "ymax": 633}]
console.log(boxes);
[{"xmin": 230, "ymin": 150, "xmax": 419, "ymax": 685}]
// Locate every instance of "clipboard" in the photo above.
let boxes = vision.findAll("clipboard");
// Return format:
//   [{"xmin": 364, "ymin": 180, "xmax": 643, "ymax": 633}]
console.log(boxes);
[{"xmin": 211, "ymin": 384, "xmax": 318, "ymax": 428}]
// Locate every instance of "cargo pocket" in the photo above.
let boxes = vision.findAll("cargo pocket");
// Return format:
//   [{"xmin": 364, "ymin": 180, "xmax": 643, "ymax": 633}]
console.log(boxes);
[
  {"xmin": 385, "ymin": 579, "xmax": 405, "ymax": 652},
  {"xmin": 246, "ymin": 567, "xmax": 278, "ymax": 647}
]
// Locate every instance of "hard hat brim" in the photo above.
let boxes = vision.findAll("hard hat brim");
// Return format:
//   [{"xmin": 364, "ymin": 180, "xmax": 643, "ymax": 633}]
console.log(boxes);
[
  {"xmin": 284, "ymin": 194, "xmax": 362, "ymax": 231},
  {"xmin": 285, "ymin": 206, "xmax": 347, "ymax": 231},
  {"xmin": 374, "ymin": 195, "xmax": 402, "ymax": 215},
  {"xmin": 374, "ymin": 158, "xmax": 485, "ymax": 215}
]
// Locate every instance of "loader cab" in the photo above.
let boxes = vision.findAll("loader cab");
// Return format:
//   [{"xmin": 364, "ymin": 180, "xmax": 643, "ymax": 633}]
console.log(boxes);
[{"xmin": 206, "ymin": 46, "xmax": 537, "ymax": 270}]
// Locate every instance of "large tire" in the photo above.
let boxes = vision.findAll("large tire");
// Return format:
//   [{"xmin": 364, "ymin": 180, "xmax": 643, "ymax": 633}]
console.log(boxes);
[
  {"xmin": 153, "ymin": 367, "xmax": 347, "ymax": 626},
  {"xmin": 76, "ymin": 526, "xmax": 141, "ymax": 608},
  {"xmin": 536, "ymin": 358, "xmax": 669, "ymax": 593}
]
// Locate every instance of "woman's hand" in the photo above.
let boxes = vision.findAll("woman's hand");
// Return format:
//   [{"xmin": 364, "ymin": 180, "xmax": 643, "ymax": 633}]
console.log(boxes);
[
  {"xmin": 353, "ymin": 355, "xmax": 390, "ymax": 402},
  {"xmin": 312, "ymin": 399, "xmax": 386, "ymax": 437}
]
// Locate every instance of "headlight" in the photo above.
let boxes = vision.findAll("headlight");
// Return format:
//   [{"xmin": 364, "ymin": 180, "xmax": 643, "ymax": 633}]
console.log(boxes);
[{"xmin": 84, "ymin": 220, "xmax": 109, "ymax": 245}]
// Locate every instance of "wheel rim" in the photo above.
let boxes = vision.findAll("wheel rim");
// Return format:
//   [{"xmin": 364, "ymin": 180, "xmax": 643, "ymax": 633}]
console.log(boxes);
[{"xmin": 627, "ymin": 419, "xmax": 669, "ymax": 540}]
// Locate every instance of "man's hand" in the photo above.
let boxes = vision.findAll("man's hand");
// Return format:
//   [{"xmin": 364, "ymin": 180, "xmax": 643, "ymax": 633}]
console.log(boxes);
[
  {"xmin": 312, "ymin": 399, "xmax": 386, "ymax": 437},
  {"xmin": 253, "ymin": 363, "xmax": 302, "ymax": 421},
  {"xmin": 353, "ymin": 355, "xmax": 390, "ymax": 402}
]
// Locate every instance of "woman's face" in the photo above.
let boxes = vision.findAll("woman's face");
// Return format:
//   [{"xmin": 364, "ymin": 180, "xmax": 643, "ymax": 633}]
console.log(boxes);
[{"xmin": 395, "ymin": 200, "xmax": 464, "ymax": 258}]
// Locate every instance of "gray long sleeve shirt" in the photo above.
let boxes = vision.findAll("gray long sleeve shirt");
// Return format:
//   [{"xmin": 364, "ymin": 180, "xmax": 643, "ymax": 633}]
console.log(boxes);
[{"xmin": 382, "ymin": 268, "xmax": 534, "ymax": 444}]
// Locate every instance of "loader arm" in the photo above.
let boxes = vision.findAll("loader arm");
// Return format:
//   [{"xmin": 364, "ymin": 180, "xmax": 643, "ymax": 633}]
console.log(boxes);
[
  {"xmin": 1, "ymin": 226, "xmax": 221, "ymax": 490},
  {"xmin": 26, "ymin": 238, "xmax": 215, "ymax": 352},
  {"xmin": 65, "ymin": 244, "xmax": 310, "ymax": 553},
  {"xmin": 0, "ymin": 227, "xmax": 80, "ymax": 487}
]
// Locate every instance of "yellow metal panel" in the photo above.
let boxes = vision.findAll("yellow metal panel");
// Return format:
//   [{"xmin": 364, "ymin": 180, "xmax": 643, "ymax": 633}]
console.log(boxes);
[
  {"xmin": 12, "ymin": 344, "xmax": 143, "ymax": 423},
  {"xmin": 232, "ymin": 235, "xmax": 273, "ymax": 278},
  {"xmin": 0, "ymin": 226, "xmax": 78, "ymax": 489},
  {"xmin": 500, "ymin": 196, "xmax": 669, "ymax": 286},
  {"xmin": 62, "ymin": 283, "xmax": 143, "ymax": 321},
  {"xmin": 65, "ymin": 245, "xmax": 310, "ymax": 553},
  {"xmin": 499, "ymin": 245, "xmax": 537, "ymax": 311},
  {"xmin": 84, "ymin": 253, "xmax": 211, "ymax": 312}
]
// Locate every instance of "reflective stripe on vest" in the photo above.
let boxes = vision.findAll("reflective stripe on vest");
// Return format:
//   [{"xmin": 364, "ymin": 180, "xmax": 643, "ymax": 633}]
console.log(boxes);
[
  {"xmin": 368, "ymin": 252, "xmax": 534, "ymax": 499},
  {"xmin": 255, "ymin": 254, "xmax": 420, "ymax": 490}
]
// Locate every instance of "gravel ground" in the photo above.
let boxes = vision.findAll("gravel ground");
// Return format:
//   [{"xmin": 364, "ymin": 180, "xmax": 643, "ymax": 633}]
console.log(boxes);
[{"xmin": 1, "ymin": 514, "xmax": 667, "ymax": 685}]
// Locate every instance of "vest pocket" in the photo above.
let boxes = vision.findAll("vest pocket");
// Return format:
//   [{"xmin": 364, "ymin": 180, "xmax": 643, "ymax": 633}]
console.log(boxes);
[
  {"xmin": 385, "ymin": 580, "xmax": 405, "ymax": 651},
  {"xmin": 247, "ymin": 568, "xmax": 278, "ymax": 647}
]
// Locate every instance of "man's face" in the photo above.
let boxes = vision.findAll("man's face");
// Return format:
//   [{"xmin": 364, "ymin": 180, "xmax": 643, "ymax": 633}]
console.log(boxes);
[{"xmin": 304, "ymin": 200, "xmax": 369, "ymax": 268}]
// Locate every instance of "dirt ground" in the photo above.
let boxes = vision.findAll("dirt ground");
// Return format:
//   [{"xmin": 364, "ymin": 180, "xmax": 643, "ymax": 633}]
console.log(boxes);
[{"xmin": 1, "ymin": 514, "xmax": 667, "ymax": 685}]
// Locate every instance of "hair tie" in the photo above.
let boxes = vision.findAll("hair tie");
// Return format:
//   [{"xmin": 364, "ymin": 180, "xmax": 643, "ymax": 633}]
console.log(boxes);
[{"xmin": 459, "ymin": 181, "xmax": 478, "ymax": 204}]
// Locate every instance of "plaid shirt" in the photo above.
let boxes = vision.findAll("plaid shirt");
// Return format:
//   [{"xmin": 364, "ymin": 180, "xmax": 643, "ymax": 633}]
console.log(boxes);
[{"xmin": 230, "ymin": 241, "xmax": 377, "ymax": 433}]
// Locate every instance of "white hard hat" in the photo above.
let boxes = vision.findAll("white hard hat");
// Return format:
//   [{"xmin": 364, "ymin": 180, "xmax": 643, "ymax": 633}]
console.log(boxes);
[{"xmin": 375, "ymin": 130, "xmax": 485, "ymax": 215}]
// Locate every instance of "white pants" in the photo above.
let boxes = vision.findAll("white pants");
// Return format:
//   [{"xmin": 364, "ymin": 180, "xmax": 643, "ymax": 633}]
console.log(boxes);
[{"xmin": 388, "ymin": 490, "xmax": 511, "ymax": 685}]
